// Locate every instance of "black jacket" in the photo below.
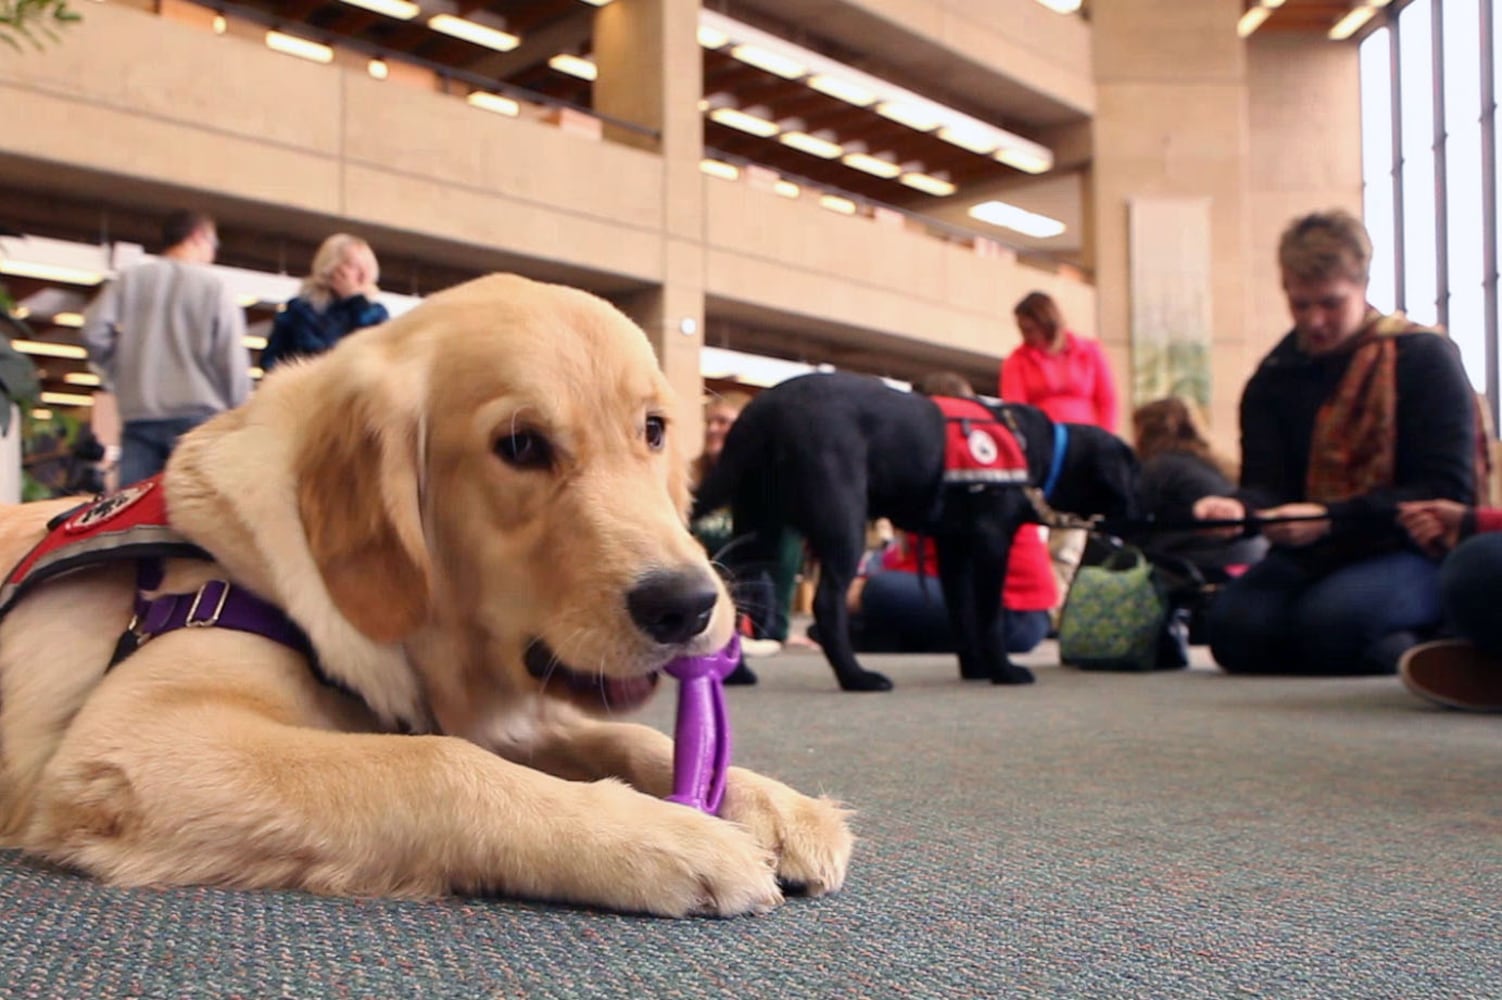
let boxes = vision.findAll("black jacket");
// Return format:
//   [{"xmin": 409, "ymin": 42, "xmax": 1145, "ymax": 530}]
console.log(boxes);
[{"xmin": 1236, "ymin": 328, "xmax": 1476, "ymax": 569}]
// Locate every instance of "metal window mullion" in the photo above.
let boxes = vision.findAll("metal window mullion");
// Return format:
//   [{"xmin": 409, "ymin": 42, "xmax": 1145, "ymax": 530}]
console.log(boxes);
[
  {"xmin": 1392, "ymin": 13, "xmax": 1407, "ymax": 312},
  {"xmin": 1483, "ymin": 0, "xmax": 1501, "ymax": 433},
  {"xmin": 1433, "ymin": 0, "xmax": 1449, "ymax": 329}
]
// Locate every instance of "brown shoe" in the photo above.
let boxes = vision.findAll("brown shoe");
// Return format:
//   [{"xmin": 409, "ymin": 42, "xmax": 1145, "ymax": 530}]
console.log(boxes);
[{"xmin": 1399, "ymin": 639, "xmax": 1502, "ymax": 712}]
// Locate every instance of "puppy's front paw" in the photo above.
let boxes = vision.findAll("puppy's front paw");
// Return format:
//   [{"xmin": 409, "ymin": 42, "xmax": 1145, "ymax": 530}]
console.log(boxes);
[
  {"xmin": 720, "ymin": 771, "xmax": 854, "ymax": 897},
  {"xmin": 584, "ymin": 782, "xmax": 782, "ymax": 918}
]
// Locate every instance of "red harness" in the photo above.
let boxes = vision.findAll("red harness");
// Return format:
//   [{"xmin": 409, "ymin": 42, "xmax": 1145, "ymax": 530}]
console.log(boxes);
[
  {"xmin": 0, "ymin": 477, "xmax": 207, "ymax": 621},
  {"xmin": 931, "ymin": 396, "xmax": 1030, "ymax": 486},
  {"xmin": 0, "ymin": 476, "xmax": 311, "ymax": 669}
]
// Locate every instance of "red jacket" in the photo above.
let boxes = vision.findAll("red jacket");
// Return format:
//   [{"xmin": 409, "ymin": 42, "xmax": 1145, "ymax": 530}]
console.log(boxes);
[
  {"xmin": 999, "ymin": 331, "xmax": 1118, "ymax": 433},
  {"xmin": 1476, "ymin": 509, "xmax": 1502, "ymax": 533},
  {"xmin": 877, "ymin": 525, "xmax": 1057, "ymax": 612}
]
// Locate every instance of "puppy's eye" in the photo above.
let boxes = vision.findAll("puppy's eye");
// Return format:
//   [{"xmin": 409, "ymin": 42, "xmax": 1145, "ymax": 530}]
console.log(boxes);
[
  {"xmin": 645, "ymin": 415, "xmax": 667, "ymax": 451},
  {"xmin": 495, "ymin": 430, "xmax": 553, "ymax": 470}
]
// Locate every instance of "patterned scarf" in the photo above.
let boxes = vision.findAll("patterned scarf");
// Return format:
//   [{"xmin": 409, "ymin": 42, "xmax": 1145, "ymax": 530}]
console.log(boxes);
[{"xmin": 1306, "ymin": 310, "xmax": 1491, "ymax": 505}]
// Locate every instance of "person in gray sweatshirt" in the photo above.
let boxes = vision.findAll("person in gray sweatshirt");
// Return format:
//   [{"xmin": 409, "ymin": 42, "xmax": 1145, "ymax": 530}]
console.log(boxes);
[{"xmin": 82, "ymin": 210, "xmax": 250, "ymax": 487}]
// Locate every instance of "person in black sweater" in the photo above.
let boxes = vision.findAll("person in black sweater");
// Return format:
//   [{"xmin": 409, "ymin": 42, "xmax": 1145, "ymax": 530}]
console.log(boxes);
[
  {"xmin": 1132, "ymin": 396, "xmax": 1266, "ymax": 577},
  {"xmin": 1192, "ymin": 210, "xmax": 1479, "ymax": 676}
]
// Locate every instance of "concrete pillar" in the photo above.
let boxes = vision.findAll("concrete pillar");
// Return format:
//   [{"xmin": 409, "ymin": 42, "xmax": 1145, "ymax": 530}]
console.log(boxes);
[
  {"xmin": 594, "ymin": 0, "xmax": 708, "ymax": 449},
  {"xmin": 1090, "ymin": 0, "xmax": 1251, "ymax": 444}
]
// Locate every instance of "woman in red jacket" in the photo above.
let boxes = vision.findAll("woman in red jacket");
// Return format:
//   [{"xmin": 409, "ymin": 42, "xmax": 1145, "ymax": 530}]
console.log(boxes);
[
  {"xmin": 1001, "ymin": 291, "xmax": 1120, "ymax": 620},
  {"xmin": 1000, "ymin": 291, "xmax": 1118, "ymax": 432}
]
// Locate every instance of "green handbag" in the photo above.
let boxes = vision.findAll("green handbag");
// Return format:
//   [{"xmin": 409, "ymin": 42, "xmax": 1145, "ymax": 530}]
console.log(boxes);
[{"xmin": 1058, "ymin": 544, "xmax": 1188, "ymax": 672}]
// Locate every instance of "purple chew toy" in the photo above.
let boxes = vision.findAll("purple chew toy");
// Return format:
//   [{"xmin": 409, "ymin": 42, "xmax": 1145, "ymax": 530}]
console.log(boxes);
[{"xmin": 661, "ymin": 634, "xmax": 740, "ymax": 815}]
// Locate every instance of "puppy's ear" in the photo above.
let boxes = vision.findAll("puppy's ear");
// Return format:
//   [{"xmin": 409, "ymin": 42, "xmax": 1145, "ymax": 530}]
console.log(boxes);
[{"xmin": 295, "ymin": 390, "xmax": 431, "ymax": 643}]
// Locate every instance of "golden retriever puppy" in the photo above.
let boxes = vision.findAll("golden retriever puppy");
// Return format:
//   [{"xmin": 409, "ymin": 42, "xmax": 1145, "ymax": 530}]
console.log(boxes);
[{"xmin": 0, "ymin": 274, "xmax": 852, "ymax": 916}]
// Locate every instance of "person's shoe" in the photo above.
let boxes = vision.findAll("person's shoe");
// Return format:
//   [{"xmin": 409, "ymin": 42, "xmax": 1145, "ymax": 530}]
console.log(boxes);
[
  {"xmin": 1399, "ymin": 639, "xmax": 1502, "ymax": 712},
  {"xmin": 740, "ymin": 637, "xmax": 783, "ymax": 658}
]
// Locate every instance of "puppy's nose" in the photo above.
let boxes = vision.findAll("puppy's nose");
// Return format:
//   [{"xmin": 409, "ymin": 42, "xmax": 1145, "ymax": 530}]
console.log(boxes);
[{"xmin": 627, "ymin": 570, "xmax": 719, "ymax": 645}]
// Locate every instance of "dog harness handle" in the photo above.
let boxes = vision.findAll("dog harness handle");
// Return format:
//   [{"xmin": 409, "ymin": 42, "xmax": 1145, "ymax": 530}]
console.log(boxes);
[{"xmin": 661, "ymin": 634, "xmax": 739, "ymax": 815}]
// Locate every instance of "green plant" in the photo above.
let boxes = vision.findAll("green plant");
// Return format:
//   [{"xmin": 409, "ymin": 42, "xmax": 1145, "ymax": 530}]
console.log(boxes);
[{"xmin": 0, "ymin": 0, "xmax": 80, "ymax": 52}]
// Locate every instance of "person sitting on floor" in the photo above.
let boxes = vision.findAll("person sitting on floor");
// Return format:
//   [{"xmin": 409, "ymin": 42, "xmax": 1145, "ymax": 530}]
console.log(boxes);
[
  {"xmin": 1132, "ymin": 396, "xmax": 1267, "ymax": 581},
  {"xmin": 1394, "ymin": 498, "xmax": 1502, "ymax": 712},
  {"xmin": 1192, "ymin": 209, "xmax": 1481, "ymax": 676},
  {"xmin": 843, "ymin": 525, "xmax": 1055, "ymax": 655}
]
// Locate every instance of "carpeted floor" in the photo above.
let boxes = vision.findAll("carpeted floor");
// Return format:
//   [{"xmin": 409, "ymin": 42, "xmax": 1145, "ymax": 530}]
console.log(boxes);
[{"xmin": 2, "ymin": 640, "xmax": 1498, "ymax": 999}]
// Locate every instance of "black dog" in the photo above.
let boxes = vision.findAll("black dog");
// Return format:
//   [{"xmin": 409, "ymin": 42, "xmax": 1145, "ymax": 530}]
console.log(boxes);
[{"xmin": 693, "ymin": 372, "xmax": 1139, "ymax": 692}]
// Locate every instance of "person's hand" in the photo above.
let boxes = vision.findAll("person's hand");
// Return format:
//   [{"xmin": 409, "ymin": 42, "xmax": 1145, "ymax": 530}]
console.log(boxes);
[
  {"xmin": 1192, "ymin": 495, "xmax": 1246, "ymax": 539},
  {"xmin": 1257, "ymin": 502, "xmax": 1331, "ymax": 547},
  {"xmin": 1396, "ymin": 499, "xmax": 1469, "ymax": 555},
  {"xmin": 329, "ymin": 258, "xmax": 376, "ymax": 300}
]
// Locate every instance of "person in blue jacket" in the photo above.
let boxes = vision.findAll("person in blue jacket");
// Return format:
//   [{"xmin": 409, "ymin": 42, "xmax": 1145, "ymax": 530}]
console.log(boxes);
[{"xmin": 261, "ymin": 234, "xmax": 388, "ymax": 371}]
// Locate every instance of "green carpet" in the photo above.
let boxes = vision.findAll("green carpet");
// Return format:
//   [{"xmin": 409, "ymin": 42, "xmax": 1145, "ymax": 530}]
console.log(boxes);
[{"xmin": 2, "ymin": 643, "xmax": 1498, "ymax": 999}]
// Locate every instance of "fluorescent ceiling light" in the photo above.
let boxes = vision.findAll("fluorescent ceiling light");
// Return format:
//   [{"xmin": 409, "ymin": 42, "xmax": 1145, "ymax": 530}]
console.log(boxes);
[
  {"xmin": 779, "ymin": 130, "xmax": 844, "ymax": 159},
  {"xmin": 900, "ymin": 172, "xmax": 956, "ymax": 197},
  {"xmin": 244, "ymin": 334, "xmax": 269, "ymax": 350},
  {"xmin": 0, "ymin": 260, "xmax": 102, "ymax": 285},
  {"xmin": 467, "ymin": 91, "xmax": 520, "ymax": 116},
  {"xmin": 63, "ymin": 372, "xmax": 101, "ymax": 387},
  {"xmin": 368, "ymin": 58, "xmax": 389, "ymax": 80},
  {"xmin": 936, "ymin": 122, "xmax": 1000, "ymax": 155},
  {"xmin": 1238, "ymin": 6, "xmax": 1271, "ymax": 37},
  {"xmin": 212, "ymin": 14, "xmax": 226, "ymax": 34},
  {"xmin": 697, "ymin": 24, "xmax": 730, "ymax": 49},
  {"xmin": 579, "ymin": 0, "xmax": 614, "ymax": 6},
  {"xmin": 708, "ymin": 106, "xmax": 780, "ymax": 137},
  {"xmin": 40, "ymin": 391, "xmax": 95, "ymax": 408},
  {"xmin": 773, "ymin": 180, "xmax": 800, "ymax": 199},
  {"xmin": 730, "ymin": 42, "xmax": 806, "ymax": 79},
  {"xmin": 549, "ymin": 53, "xmax": 598, "ymax": 81},
  {"xmin": 842, "ymin": 152, "xmax": 902, "ymax": 179},
  {"xmin": 30, "ymin": 408, "xmax": 52, "ymax": 420},
  {"xmin": 339, "ymin": 0, "xmax": 419, "ymax": 19},
  {"xmin": 700, "ymin": 159, "xmax": 741, "ymax": 181},
  {"xmin": 1329, "ymin": 3, "xmax": 1384, "ymax": 40},
  {"xmin": 968, "ymin": 200, "xmax": 1066, "ymax": 239},
  {"xmin": 428, "ymin": 14, "xmax": 519, "ymax": 52},
  {"xmin": 11, "ymin": 340, "xmax": 88, "ymax": 360},
  {"xmin": 876, "ymin": 101, "xmax": 944, "ymax": 132},
  {"xmin": 9, "ymin": 306, "xmax": 28, "ymax": 320},
  {"xmin": 1033, "ymin": 0, "xmax": 1082, "ymax": 12},
  {"xmin": 820, "ymin": 195, "xmax": 858, "ymax": 216},
  {"xmin": 807, "ymin": 73, "xmax": 877, "ymax": 107},
  {"xmin": 995, "ymin": 146, "xmax": 1053, "ymax": 175},
  {"xmin": 265, "ymin": 31, "xmax": 333, "ymax": 64},
  {"xmin": 51, "ymin": 312, "xmax": 84, "ymax": 328}
]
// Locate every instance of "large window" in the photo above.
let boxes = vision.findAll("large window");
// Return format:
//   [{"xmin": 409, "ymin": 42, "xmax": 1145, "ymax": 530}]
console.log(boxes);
[{"xmin": 1362, "ymin": 0, "xmax": 1498, "ymax": 424}]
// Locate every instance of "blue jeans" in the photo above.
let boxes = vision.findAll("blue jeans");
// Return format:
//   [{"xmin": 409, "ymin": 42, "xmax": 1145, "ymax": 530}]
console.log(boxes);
[
  {"xmin": 1207, "ymin": 547, "xmax": 1443, "ymax": 675},
  {"xmin": 1439, "ymin": 532, "xmax": 1502, "ymax": 655},
  {"xmin": 852, "ymin": 569, "xmax": 1051, "ymax": 655},
  {"xmin": 119, "ymin": 416, "xmax": 210, "ymax": 488}
]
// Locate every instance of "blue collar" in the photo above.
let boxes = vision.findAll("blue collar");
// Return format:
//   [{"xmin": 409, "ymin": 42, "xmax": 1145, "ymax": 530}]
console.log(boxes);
[{"xmin": 1041, "ymin": 423, "xmax": 1068, "ymax": 500}]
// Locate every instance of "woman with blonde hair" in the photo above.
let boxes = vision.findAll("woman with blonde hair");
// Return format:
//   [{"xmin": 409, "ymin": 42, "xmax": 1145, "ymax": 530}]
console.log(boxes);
[{"xmin": 260, "ymin": 234, "xmax": 388, "ymax": 371}]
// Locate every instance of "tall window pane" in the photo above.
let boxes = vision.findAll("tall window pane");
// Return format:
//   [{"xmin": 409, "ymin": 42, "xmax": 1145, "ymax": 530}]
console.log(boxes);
[
  {"xmin": 1446, "ymin": 0, "xmax": 1486, "ymax": 389},
  {"xmin": 1362, "ymin": 27, "xmax": 1396, "ymax": 313},
  {"xmin": 1400, "ymin": 0, "xmax": 1438, "ymax": 326}
]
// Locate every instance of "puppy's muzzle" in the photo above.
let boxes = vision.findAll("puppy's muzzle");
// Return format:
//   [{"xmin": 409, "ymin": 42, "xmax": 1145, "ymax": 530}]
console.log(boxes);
[{"xmin": 626, "ymin": 570, "xmax": 719, "ymax": 645}]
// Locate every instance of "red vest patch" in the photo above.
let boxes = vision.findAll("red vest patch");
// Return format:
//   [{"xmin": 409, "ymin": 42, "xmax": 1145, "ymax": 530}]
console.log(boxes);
[
  {"xmin": 931, "ymin": 396, "xmax": 1029, "ymax": 486},
  {"xmin": 0, "ymin": 475, "xmax": 207, "ymax": 620}
]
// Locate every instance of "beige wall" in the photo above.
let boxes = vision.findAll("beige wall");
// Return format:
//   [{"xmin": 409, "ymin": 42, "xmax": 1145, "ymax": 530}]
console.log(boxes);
[
  {"xmin": 1245, "ymin": 34, "xmax": 1364, "ymax": 362},
  {"xmin": 1091, "ymin": 0, "xmax": 1251, "ymax": 445}
]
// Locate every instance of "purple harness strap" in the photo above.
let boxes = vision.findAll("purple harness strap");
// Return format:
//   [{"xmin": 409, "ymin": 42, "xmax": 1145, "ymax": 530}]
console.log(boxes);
[{"xmin": 116, "ymin": 559, "xmax": 312, "ymax": 666}]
